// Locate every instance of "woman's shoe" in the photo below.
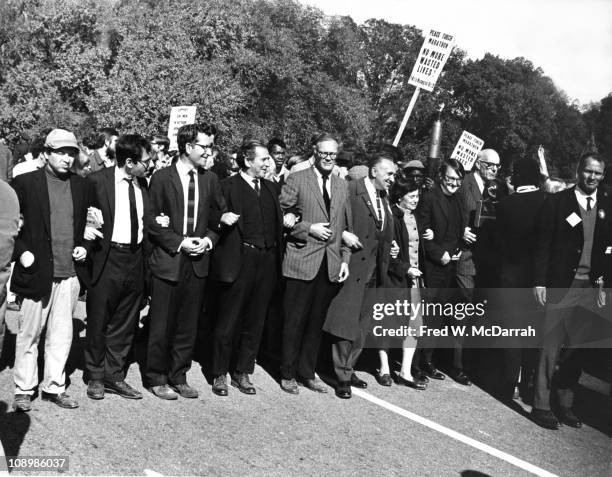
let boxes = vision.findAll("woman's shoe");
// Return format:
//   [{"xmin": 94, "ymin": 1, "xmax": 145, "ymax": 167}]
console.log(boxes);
[
  {"xmin": 376, "ymin": 373, "xmax": 393, "ymax": 387},
  {"xmin": 396, "ymin": 374, "xmax": 427, "ymax": 390}
]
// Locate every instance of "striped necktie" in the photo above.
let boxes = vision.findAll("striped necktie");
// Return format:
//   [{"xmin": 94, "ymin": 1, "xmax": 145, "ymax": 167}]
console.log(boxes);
[{"xmin": 186, "ymin": 170, "xmax": 195, "ymax": 235}]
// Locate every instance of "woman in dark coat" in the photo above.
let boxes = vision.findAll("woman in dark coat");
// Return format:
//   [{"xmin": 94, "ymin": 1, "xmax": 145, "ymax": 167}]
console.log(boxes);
[{"xmin": 377, "ymin": 177, "xmax": 432, "ymax": 389}]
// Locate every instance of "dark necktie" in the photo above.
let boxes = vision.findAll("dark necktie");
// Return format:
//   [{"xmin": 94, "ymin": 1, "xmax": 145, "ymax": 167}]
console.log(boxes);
[
  {"xmin": 253, "ymin": 178, "xmax": 260, "ymax": 196},
  {"xmin": 322, "ymin": 174, "xmax": 331, "ymax": 214},
  {"xmin": 586, "ymin": 197, "xmax": 592, "ymax": 211},
  {"xmin": 126, "ymin": 177, "xmax": 138, "ymax": 249},
  {"xmin": 186, "ymin": 170, "xmax": 195, "ymax": 235}
]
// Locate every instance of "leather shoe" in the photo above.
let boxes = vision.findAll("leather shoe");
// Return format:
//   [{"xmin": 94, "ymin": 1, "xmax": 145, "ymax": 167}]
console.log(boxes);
[
  {"xmin": 41, "ymin": 391, "xmax": 79, "ymax": 409},
  {"xmin": 350, "ymin": 373, "xmax": 367, "ymax": 388},
  {"xmin": 13, "ymin": 394, "xmax": 32, "ymax": 412},
  {"xmin": 87, "ymin": 379, "xmax": 105, "ymax": 400},
  {"xmin": 531, "ymin": 408, "xmax": 559, "ymax": 430},
  {"xmin": 172, "ymin": 383, "xmax": 198, "ymax": 399},
  {"xmin": 212, "ymin": 375, "xmax": 228, "ymax": 396},
  {"xmin": 150, "ymin": 384, "xmax": 178, "ymax": 400},
  {"xmin": 449, "ymin": 371, "xmax": 472, "ymax": 386},
  {"xmin": 558, "ymin": 407, "xmax": 582, "ymax": 428},
  {"xmin": 231, "ymin": 373, "xmax": 256, "ymax": 395},
  {"xmin": 421, "ymin": 362, "xmax": 445, "ymax": 380},
  {"xmin": 335, "ymin": 381, "xmax": 352, "ymax": 399},
  {"xmin": 301, "ymin": 378, "xmax": 328, "ymax": 393},
  {"xmin": 104, "ymin": 380, "xmax": 142, "ymax": 399},
  {"xmin": 376, "ymin": 373, "xmax": 393, "ymax": 387},
  {"xmin": 280, "ymin": 378, "xmax": 299, "ymax": 395},
  {"xmin": 396, "ymin": 374, "xmax": 427, "ymax": 390},
  {"xmin": 412, "ymin": 369, "xmax": 430, "ymax": 384}
]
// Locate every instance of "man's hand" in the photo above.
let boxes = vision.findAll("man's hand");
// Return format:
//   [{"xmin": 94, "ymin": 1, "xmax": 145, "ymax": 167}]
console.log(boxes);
[
  {"xmin": 407, "ymin": 267, "xmax": 422, "ymax": 279},
  {"xmin": 450, "ymin": 250, "xmax": 462, "ymax": 261},
  {"xmin": 84, "ymin": 226, "xmax": 104, "ymax": 240},
  {"xmin": 390, "ymin": 240, "xmax": 400, "ymax": 259},
  {"xmin": 422, "ymin": 228, "xmax": 434, "ymax": 241},
  {"xmin": 187, "ymin": 237, "xmax": 213, "ymax": 256},
  {"xmin": 20, "ymin": 251, "xmax": 35, "ymax": 268},
  {"xmin": 220, "ymin": 212, "xmax": 240, "ymax": 226},
  {"xmin": 156, "ymin": 213, "xmax": 170, "ymax": 228},
  {"xmin": 338, "ymin": 262, "xmax": 349, "ymax": 282},
  {"xmin": 310, "ymin": 222, "xmax": 332, "ymax": 241},
  {"xmin": 534, "ymin": 286, "xmax": 547, "ymax": 306},
  {"xmin": 342, "ymin": 231, "xmax": 362, "ymax": 249},
  {"xmin": 283, "ymin": 212, "xmax": 298, "ymax": 229},
  {"xmin": 72, "ymin": 246, "xmax": 87, "ymax": 262},
  {"xmin": 463, "ymin": 227, "xmax": 477, "ymax": 244},
  {"xmin": 180, "ymin": 237, "xmax": 198, "ymax": 254},
  {"xmin": 440, "ymin": 251, "xmax": 451, "ymax": 266}
]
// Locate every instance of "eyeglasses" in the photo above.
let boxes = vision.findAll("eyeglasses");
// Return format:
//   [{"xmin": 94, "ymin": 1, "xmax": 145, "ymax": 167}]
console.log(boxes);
[
  {"xmin": 316, "ymin": 151, "xmax": 337, "ymax": 159},
  {"xmin": 192, "ymin": 143, "xmax": 214, "ymax": 152},
  {"xmin": 444, "ymin": 175, "xmax": 462, "ymax": 184},
  {"xmin": 480, "ymin": 161, "xmax": 500, "ymax": 171}
]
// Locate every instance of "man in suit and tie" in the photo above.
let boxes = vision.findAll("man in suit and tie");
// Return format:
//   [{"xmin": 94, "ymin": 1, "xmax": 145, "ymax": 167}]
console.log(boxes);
[
  {"xmin": 209, "ymin": 140, "xmax": 283, "ymax": 396},
  {"xmin": 279, "ymin": 133, "xmax": 351, "ymax": 394},
  {"xmin": 324, "ymin": 153, "xmax": 397, "ymax": 399},
  {"xmin": 84, "ymin": 134, "xmax": 152, "ymax": 400},
  {"xmin": 11, "ymin": 129, "xmax": 92, "ymax": 411},
  {"xmin": 531, "ymin": 152, "xmax": 612, "ymax": 429},
  {"xmin": 145, "ymin": 123, "xmax": 227, "ymax": 400}
]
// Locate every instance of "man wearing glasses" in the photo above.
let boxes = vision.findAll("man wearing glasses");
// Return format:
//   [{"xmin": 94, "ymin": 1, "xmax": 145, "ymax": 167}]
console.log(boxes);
[
  {"xmin": 83, "ymin": 134, "xmax": 151, "ymax": 401},
  {"xmin": 145, "ymin": 123, "xmax": 227, "ymax": 400}
]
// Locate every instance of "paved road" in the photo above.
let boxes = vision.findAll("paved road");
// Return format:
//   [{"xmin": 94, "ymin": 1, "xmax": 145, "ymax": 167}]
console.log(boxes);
[{"xmin": 0, "ymin": 306, "xmax": 610, "ymax": 476}]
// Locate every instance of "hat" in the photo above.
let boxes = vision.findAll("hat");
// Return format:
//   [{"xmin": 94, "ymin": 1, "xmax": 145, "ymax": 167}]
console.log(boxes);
[
  {"xmin": 404, "ymin": 160, "xmax": 425, "ymax": 169},
  {"xmin": 45, "ymin": 129, "xmax": 79, "ymax": 151}
]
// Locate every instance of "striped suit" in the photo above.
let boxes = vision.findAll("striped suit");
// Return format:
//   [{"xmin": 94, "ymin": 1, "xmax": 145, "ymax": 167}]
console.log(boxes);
[
  {"xmin": 279, "ymin": 167, "xmax": 351, "ymax": 380},
  {"xmin": 456, "ymin": 172, "xmax": 482, "ymax": 296}
]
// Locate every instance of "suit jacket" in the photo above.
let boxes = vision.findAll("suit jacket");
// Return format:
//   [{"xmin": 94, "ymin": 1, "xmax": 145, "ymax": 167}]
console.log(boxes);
[
  {"xmin": 11, "ymin": 168, "xmax": 92, "ymax": 299},
  {"xmin": 456, "ymin": 172, "xmax": 482, "ymax": 276},
  {"xmin": 324, "ymin": 178, "xmax": 393, "ymax": 341},
  {"xmin": 209, "ymin": 174, "xmax": 283, "ymax": 283},
  {"xmin": 534, "ymin": 186, "xmax": 612, "ymax": 302},
  {"xmin": 86, "ymin": 167, "xmax": 150, "ymax": 285},
  {"xmin": 146, "ymin": 162, "xmax": 225, "ymax": 282},
  {"xmin": 280, "ymin": 167, "xmax": 351, "ymax": 281}
]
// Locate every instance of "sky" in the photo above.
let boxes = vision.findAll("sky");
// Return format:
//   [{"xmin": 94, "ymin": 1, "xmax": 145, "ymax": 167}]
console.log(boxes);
[{"xmin": 300, "ymin": 0, "xmax": 612, "ymax": 105}]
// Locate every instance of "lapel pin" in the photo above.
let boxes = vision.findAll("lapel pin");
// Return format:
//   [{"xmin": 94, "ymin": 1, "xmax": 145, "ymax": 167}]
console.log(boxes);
[{"xmin": 598, "ymin": 209, "xmax": 606, "ymax": 220}]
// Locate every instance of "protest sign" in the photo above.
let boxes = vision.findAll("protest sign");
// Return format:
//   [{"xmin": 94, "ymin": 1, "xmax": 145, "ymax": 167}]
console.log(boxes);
[
  {"xmin": 167, "ymin": 106, "xmax": 197, "ymax": 151},
  {"xmin": 450, "ymin": 130, "xmax": 484, "ymax": 171},
  {"xmin": 408, "ymin": 29, "xmax": 455, "ymax": 92}
]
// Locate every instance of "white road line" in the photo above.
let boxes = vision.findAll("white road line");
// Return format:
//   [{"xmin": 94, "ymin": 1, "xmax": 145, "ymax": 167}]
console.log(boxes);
[
  {"xmin": 144, "ymin": 469, "xmax": 165, "ymax": 477},
  {"xmin": 352, "ymin": 389, "xmax": 558, "ymax": 477}
]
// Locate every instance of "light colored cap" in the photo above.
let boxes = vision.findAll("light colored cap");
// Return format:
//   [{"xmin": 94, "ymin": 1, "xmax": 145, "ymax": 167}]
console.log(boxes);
[
  {"xmin": 45, "ymin": 129, "xmax": 79, "ymax": 151},
  {"xmin": 404, "ymin": 160, "xmax": 425, "ymax": 169}
]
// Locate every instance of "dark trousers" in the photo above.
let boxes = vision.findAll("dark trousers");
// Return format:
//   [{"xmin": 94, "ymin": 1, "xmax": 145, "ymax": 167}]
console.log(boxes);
[
  {"xmin": 85, "ymin": 247, "xmax": 143, "ymax": 381},
  {"xmin": 281, "ymin": 259, "xmax": 340, "ymax": 380},
  {"xmin": 0, "ymin": 263, "xmax": 11, "ymax": 363},
  {"xmin": 145, "ymin": 255, "xmax": 206, "ymax": 387},
  {"xmin": 533, "ymin": 279, "xmax": 595, "ymax": 410},
  {"xmin": 213, "ymin": 246, "xmax": 277, "ymax": 376}
]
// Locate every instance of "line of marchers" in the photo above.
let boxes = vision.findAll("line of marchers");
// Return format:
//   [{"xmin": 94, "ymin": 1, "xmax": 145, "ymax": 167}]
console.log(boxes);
[{"xmin": 372, "ymin": 325, "xmax": 536, "ymax": 338}]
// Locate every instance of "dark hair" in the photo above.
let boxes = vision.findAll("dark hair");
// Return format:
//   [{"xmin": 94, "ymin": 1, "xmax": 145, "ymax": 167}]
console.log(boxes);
[
  {"xmin": 577, "ymin": 152, "xmax": 606, "ymax": 172},
  {"xmin": 389, "ymin": 176, "xmax": 420, "ymax": 204},
  {"xmin": 177, "ymin": 123, "xmax": 218, "ymax": 155},
  {"xmin": 236, "ymin": 139, "xmax": 267, "ymax": 170},
  {"xmin": 367, "ymin": 153, "xmax": 396, "ymax": 170},
  {"xmin": 267, "ymin": 137, "xmax": 286, "ymax": 151},
  {"xmin": 512, "ymin": 158, "xmax": 541, "ymax": 187},
  {"xmin": 115, "ymin": 134, "xmax": 148, "ymax": 167},
  {"xmin": 99, "ymin": 127, "xmax": 119, "ymax": 139},
  {"xmin": 286, "ymin": 155, "xmax": 307, "ymax": 169},
  {"xmin": 29, "ymin": 138, "xmax": 46, "ymax": 159},
  {"xmin": 83, "ymin": 133, "xmax": 106, "ymax": 150},
  {"xmin": 151, "ymin": 135, "xmax": 170, "ymax": 153},
  {"xmin": 379, "ymin": 144, "xmax": 404, "ymax": 164},
  {"xmin": 438, "ymin": 158, "xmax": 465, "ymax": 180}
]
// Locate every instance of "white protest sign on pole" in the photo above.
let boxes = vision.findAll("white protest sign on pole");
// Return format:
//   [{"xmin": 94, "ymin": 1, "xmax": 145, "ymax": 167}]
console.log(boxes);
[
  {"xmin": 393, "ymin": 29, "xmax": 455, "ymax": 147},
  {"xmin": 167, "ymin": 106, "xmax": 197, "ymax": 151},
  {"xmin": 408, "ymin": 29, "xmax": 455, "ymax": 92},
  {"xmin": 450, "ymin": 131, "xmax": 484, "ymax": 171}
]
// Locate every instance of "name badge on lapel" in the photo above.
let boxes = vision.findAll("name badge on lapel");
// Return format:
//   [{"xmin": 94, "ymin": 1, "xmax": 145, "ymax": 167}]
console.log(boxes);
[{"xmin": 566, "ymin": 212, "xmax": 581, "ymax": 227}]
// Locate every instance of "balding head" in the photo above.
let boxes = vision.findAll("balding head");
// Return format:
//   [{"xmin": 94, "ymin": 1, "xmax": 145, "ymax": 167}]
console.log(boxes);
[{"xmin": 476, "ymin": 148, "xmax": 500, "ymax": 180}]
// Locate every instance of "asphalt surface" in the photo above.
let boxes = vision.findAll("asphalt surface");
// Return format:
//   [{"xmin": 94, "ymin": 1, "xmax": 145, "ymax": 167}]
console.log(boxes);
[{"xmin": 0, "ymin": 304, "xmax": 610, "ymax": 477}]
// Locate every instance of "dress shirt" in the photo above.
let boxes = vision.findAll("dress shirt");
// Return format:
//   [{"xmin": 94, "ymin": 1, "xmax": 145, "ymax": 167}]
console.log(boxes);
[
  {"xmin": 240, "ymin": 170, "xmax": 259, "ymax": 191},
  {"xmin": 474, "ymin": 171, "xmax": 484, "ymax": 195},
  {"xmin": 111, "ymin": 167, "xmax": 144, "ymax": 244},
  {"xmin": 176, "ymin": 159, "xmax": 199, "ymax": 235},
  {"xmin": 312, "ymin": 166, "xmax": 331, "ymax": 198},
  {"xmin": 364, "ymin": 177, "xmax": 386, "ymax": 227},
  {"xmin": 574, "ymin": 187, "xmax": 597, "ymax": 210}
]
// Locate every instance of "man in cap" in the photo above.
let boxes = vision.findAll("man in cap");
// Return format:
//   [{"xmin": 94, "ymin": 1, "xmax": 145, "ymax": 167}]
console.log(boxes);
[{"xmin": 11, "ymin": 129, "xmax": 93, "ymax": 411}]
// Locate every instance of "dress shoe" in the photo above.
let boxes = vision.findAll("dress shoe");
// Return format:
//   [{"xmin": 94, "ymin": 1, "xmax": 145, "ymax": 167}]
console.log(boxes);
[
  {"xmin": 350, "ymin": 373, "xmax": 367, "ymax": 389},
  {"xmin": 231, "ymin": 373, "xmax": 256, "ymax": 395},
  {"xmin": 301, "ymin": 378, "xmax": 328, "ymax": 393},
  {"xmin": 376, "ymin": 373, "xmax": 393, "ymax": 387},
  {"xmin": 280, "ymin": 378, "xmax": 299, "ymax": 395},
  {"xmin": 335, "ymin": 381, "xmax": 352, "ymax": 399},
  {"xmin": 13, "ymin": 394, "xmax": 32, "ymax": 412},
  {"xmin": 558, "ymin": 407, "xmax": 582, "ymax": 428},
  {"xmin": 530, "ymin": 408, "xmax": 559, "ymax": 430},
  {"xmin": 396, "ymin": 374, "xmax": 427, "ymax": 390},
  {"xmin": 87, "ymin": 379, "xmax": 105, "ymax": 400},
  {"xmin": 449, "ymin": 371, "xmax": 472, "ymax": 386},
  {"xmin": 421, "ymin": 362, "xmax": 445, "ymax": 380},
  {"xmin": 212, "ymin": 376, "xmax": 228, "ymax": 396},
  {"xmin": 412, "ymin": 369, "xmax": 430, "ymax": 384},
  {"xmin": 172, "ymin": 383, "xmax": 198, "ymax": 399},
  {"xmin": 150, "ymin": 384, "xmax": 178, "ymax": 400},
  {"xmin": 104, "ymin": 380, "xmax": 142, "ymax": 399},
  {"xmin": 41, "ymin": 392, "xmax": 79, "ymax": 409}
]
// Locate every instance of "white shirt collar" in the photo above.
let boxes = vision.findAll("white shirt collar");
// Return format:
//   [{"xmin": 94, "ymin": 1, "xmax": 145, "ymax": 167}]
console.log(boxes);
[
  {"xmin": 474, "ymin": 171, "xmax": 484, "ymax": 194},
  {"xmin": 574, "ymin": 186, "xmax": 597, "ymax": 208},
  {"xmin": 176, "ymin": 157, "xmax": 196, "ymax": 176},
  {"xmin": 115, "ymin": 166, "xmax": 130, "ymax": 183},
  {"xmin": 239, "ymin": 170, "xmax": 259, "ymax": 189}
]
